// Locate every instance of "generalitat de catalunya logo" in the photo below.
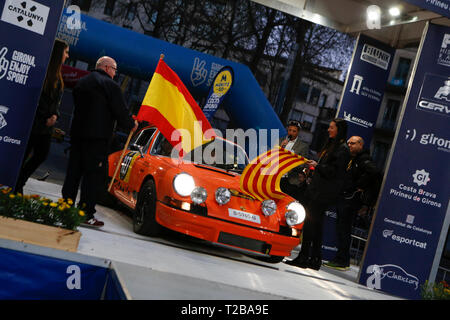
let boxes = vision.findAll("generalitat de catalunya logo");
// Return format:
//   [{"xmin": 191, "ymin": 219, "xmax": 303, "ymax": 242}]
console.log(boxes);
[{"xmin": 1, "ymin": 0, "xmax": 50, "ymax": 35}]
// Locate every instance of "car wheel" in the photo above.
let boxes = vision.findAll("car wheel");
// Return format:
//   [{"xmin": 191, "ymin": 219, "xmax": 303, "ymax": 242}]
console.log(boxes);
[{"xmin": 133, "ymin": 179, "xmax": 161, "ymax": 236}]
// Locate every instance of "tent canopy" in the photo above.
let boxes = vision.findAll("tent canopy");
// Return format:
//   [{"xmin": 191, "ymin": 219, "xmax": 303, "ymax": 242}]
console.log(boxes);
[{"xmin": 252, "ymin": 0, "xmax": 450, "ymax": 48}]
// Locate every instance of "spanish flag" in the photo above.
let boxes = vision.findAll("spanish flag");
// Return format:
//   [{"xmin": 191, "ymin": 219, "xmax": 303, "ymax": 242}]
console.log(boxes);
[
  {"xmin": 240, "ymin": 147, "xmax": 308, "ymax": 201},
  {"xmin": 137, "ymin": 58, "xmax": 214, "ymax": 155}
]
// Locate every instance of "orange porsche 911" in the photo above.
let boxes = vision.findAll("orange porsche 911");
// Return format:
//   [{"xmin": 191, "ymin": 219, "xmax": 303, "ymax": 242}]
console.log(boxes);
[{"xmin": 108, "ymin": 126, "xmax": 305, "ymax": 263}]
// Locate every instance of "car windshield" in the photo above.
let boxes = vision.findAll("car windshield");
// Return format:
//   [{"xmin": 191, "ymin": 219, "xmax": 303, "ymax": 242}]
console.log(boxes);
[{"xmin": 183, "ymin": 138, "xmax": 249, "ymax": 173}]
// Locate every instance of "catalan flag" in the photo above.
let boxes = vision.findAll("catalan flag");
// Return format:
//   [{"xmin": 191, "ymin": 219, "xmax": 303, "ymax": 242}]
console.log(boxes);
[
  {"xmin": 137, "ymin": 58, "xmax": 214, "ymax": 155},
  {"xmin": 240, "ymin": 147, "xmax": 308, "ymax": 201}
]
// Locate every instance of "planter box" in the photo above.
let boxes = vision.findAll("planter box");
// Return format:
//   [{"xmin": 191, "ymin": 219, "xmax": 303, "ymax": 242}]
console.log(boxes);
[{"xmin": 0, "ymin": 216, "xmax": 81, "ymax": 252}]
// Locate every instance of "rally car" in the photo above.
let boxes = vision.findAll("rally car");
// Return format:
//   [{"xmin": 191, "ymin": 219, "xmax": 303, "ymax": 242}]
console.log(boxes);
[{"xmin": 107, "ymin": 126, "xmax": 305, "ymax": 262}]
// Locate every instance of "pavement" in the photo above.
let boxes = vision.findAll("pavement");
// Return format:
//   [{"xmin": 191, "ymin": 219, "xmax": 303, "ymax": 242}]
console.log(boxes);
[{"xmin": 19, "ymin": 177, "xmax": 403, "ymax": 300}]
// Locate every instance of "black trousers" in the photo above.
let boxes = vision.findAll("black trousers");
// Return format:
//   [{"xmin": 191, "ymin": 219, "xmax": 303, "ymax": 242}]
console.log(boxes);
[
  {"xmin": 334, "ymin": 196, "xmax": 361, "ymax": 264},
  {"xmin": 62, "ymin": 139, "xmax": 108, "ymax": 219},
  {"xmin": 299, "ymin": 199, "xmax": 330, "ymax": 260},
  {"xmin": 15, "ymin": 133, "xmax": 52, "ymax": 193}
]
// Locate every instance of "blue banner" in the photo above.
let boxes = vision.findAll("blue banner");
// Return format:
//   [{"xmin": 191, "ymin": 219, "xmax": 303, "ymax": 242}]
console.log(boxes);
[
  {"xmin": 0, "ymin": 0, "xmax": 64, "ymax": 187},
  {"xmin": 404, "ymin": 0, "xmax": 450, "ymax": 18},
  {"xmin": 359, "ymin": 23, "xmax": 450, "ymax": 300},
  {"xmin": 337, "ymin": 34, "xmax": 395, "ymax": 146},
  {"xmin": 0, "ymin": 246, "xmax": 109, "ymax": 299},
  {"xmin": 203, "ymin": 66, "xmax": 234, "ymax": 120}
]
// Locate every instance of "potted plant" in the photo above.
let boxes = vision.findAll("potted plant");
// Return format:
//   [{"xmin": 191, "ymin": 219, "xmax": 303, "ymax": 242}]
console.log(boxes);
[{"xmin": 0, "ymin": 187, "xmax": 86, "ymax": 252}]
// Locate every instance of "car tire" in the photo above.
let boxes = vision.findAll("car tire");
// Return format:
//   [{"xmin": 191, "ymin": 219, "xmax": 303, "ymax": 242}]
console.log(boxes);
[
  {"xmin": 255, "ymin": 255, "xmax": 285, "ymax": 264},
  {"xmin": 133, "ymin": 179, "xmax": 161, "ymax": 236}
]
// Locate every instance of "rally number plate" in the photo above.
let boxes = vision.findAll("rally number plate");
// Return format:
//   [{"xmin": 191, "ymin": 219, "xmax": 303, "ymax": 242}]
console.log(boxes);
[{"xmin": 228, "ymin": 208, "xmax": 261, "ymax": 224}]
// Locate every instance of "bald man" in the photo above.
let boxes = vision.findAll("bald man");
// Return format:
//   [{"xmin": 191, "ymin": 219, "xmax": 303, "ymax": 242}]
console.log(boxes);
[
  {"xmin": 324, "ymin": 135, "xmax": 381, "ymax": 270},
  {"xmin": 62, "ymin": 56, "xmax": 138, "ymax": 227}
]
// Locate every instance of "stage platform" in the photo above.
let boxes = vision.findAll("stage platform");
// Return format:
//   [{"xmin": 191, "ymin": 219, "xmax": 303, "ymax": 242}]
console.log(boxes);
[{"xmin": 13, "ymin": 178, "xmax": 401, "ymax": 300}]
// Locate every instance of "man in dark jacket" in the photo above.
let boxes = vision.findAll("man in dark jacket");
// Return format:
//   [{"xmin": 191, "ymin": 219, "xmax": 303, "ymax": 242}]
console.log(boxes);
[
  {"xmin": 279, "ymin": 120, "xmax": 309, "ymax": 198},
  {"xmin": 62, "ymin": 56, "xmax": 137, "ymax": 227},
  {"xmin": 324, "ymin": 136, "xmax": 381, "ymax": 270}
]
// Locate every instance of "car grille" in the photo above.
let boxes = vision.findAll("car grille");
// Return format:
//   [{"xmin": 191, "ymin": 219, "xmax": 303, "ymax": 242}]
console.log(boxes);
[{"xmin": 218, "ymin": 232, "xmax": 271, "ymax": 254}]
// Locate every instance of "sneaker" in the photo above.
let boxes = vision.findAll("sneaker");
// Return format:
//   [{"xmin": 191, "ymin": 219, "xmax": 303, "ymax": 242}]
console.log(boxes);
[
  {"xmin": 323, "ymin": 260, "xmax": 350, "ymax": 271},
  {"xmin": 81, "ymin": 218, "xmax": 104, "ymax": 228}
]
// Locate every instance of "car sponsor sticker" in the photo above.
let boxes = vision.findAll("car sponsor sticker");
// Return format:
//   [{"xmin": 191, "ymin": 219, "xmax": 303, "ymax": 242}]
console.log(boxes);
[{"xmin": 228, "ymin": 208, "xmax": 260, "ymax": 224}]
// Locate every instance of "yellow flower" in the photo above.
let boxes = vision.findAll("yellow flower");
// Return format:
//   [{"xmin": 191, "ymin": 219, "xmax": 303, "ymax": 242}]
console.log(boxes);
[
  {"xmin": 9, "ymin": 194, "xmax": 15, "ymax": 199},
  {"xmin": 67, "ymin": 199, "xmax": 73, "ymax": 205},
  {"xmin": 58, "ymin": 205, "xmax": 65, "ymax": 211},
  {"xmin": 58, "ymin": 198, "xmax": 65, "ymax": 204},
  {"xmin": 17, "ymin": 193, "xmax": 23, "ymax": 197},
  {"xmin": 49, "ymin": 202, "xmax": 58, "ymax": 208},
  {"xmin": 43, "ymin": 202, "xmax": 49, "ymax": 206},
  {"xmin": 79, "ymin": 210, "xmax": 85, "ymax": 217}
]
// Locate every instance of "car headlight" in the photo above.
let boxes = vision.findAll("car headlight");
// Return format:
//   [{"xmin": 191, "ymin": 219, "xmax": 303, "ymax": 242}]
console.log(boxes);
[
  {"xmin": 173, "ymin": 173, "xmax": 195, "ymax": 197},
  {"xmin": 285, "ymin": 202, "xmax": 306, "ymax": 226},
  {"xmin": 261, "ymin": 199, "xmax": 277, "ymax": 216},
  {"xmin": 215, "ymin": 187, "xmax": 231, "ymax": 205},
  {"xmin": 191, "ymin": 186, "xmax": 207, "ymax": 204}
]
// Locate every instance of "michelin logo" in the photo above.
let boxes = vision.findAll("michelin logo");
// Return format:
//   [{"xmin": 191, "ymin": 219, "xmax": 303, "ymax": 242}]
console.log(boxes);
[{"xmin": 1, "ymin": 0, "xmax": 50, "ymax": 35}]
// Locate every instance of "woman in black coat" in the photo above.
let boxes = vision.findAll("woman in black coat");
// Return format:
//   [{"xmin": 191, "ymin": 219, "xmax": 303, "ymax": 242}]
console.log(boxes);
[
  {"xmin": 286, "ymin": 118, "xmax": 350, "ymax": 270},
  {"xmin": 15, "ymin": 39, "xmax": 69, "ymax": 194}
]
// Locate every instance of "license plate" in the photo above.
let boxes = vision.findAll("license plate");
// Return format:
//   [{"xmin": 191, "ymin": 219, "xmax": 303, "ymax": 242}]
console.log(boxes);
[{"xmin": 228, "ymin": 208, "xmax": 261, "ymax": 224}]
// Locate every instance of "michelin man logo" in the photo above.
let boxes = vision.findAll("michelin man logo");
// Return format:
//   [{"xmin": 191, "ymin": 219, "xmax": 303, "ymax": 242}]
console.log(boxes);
[
  {"xmin": 434, "ymin": 79, "xmax": 450, "ymax": 102},
  {"xmin": 0, "ymin": 105, "xmax": 9, "ymax": 130},
  {"xmin": 412, "ymin": 169, "xmax": 430, "ymax": 187}
]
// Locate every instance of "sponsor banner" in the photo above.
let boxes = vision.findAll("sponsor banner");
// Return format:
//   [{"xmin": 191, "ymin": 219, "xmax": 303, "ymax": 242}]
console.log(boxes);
[
  {"xmin": 202, "ymin": 66, "xmax": 234, "ymax": 120},
  {"xmin": 321, "ymin": 209, "xmax": 338, "ymax": 261},
  {"xmin": 61, "ymin": 64, "xmax": 89, "ymax": 88},
  {"xmin": 0, "ymin": 246, "xmax": 127, "ymax": 299},
  {"xmin": 359, "ymin": 23, "xmax": 450, "ymax": 300},
  {"xmin": 0, "ymin": 0, "xmax": 64, "ymax": 187},
  {"xmin": 337, "ymin": 34, "xmax": 395, "ymax": 146},
  {"xmin": 403, "ymin": 0, "xmax": 450, "ymax": 18}
]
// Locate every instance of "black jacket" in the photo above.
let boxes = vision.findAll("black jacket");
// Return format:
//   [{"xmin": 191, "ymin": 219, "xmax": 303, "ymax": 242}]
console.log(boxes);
[
  {"xmin": 31, "ymin": 81, "xmax": 62, "ymax": 135},
  {"xmin": 343, "ymin": 149, "xmax": 381, "ymax": 206},
  {"xmin": 306, "ymin": 141, "xmax": 350, "ymax": 205},
  {"xmin": 70, "ymin": 69, "xmax": 134, "ymax": 140}
]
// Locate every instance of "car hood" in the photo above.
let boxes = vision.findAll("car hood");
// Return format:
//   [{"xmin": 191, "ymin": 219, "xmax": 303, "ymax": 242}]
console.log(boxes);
[{"xmin": 175, "ymin": 161, "xmax": 297, "ymax": 233}]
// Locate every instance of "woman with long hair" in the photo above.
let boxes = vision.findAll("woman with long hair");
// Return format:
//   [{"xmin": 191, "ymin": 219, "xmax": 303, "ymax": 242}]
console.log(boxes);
[
  {"xmin": 286, "ymin": 118, "xmax": 350, "ymax": 270},
  {"xmin": 15, "ymin": 39, "xmax": 69, "ymax": 194}
]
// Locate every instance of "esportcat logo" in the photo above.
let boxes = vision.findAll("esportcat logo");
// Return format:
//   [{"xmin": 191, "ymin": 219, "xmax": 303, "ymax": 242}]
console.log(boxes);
[
  {"xmin": 1, "ymin": 0, "xmax": 50, "ymax": 35},
  {"xmin": 366, "ymin": 264, "xmax": 419, "ymax": 290}
]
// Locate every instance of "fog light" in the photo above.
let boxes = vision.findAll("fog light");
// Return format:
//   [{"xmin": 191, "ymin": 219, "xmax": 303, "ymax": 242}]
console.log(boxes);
[
  {"xmin": 215, "ymin": 187, "xmax": 231, "ymax": 205},
  {"xmin": 191, "ymin": 186, "xmax": 207, "ymax": 204},
  {"xmin": 261, "ymin": 199, "xmax": 277, "ymax": 216}
]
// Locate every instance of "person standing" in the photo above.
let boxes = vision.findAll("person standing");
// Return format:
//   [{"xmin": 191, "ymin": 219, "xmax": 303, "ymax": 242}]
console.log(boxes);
[
  {"xmin": 15, "ymin": 39, "xmax": 69, "ymax": 194},
  {"xmin": 279, "ymin": 120, "xmax": 309, "ymax": 198},
  {"xmin": 324, "ymin": 136, "xmax": 381, "ymax": 270},
  {"xmin": 62, "ymin": 56, "xmax": 138, "ymax": 227},
  {"xmin": 285, "ymin": 118, "xmax": 350, "ymax": 270}
]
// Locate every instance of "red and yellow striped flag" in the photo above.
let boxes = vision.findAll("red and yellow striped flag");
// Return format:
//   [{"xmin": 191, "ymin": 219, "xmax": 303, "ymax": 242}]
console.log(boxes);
[
  {"xmin": 137, "ymin": 58, "xmax": 214, "ymax": 155},
  {"xmin": 239, "ymin": 147, "xmax": 308, "ymax": 201}
]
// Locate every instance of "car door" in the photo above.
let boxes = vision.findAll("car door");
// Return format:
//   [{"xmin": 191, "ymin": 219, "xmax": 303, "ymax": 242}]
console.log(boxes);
[{"xmin": 115, "ymin": 127, "xmax": 156, "ymax": 208}]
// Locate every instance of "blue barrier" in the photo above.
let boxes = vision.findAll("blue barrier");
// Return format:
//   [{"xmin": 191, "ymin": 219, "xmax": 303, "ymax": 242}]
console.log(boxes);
[
  {"xmin": 0, "ymin": 240, "xmax": 127, "ymax": 300},
  {"xmin": 56, "ymin": 9, "xmax": 287, "ymax": 153}
]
